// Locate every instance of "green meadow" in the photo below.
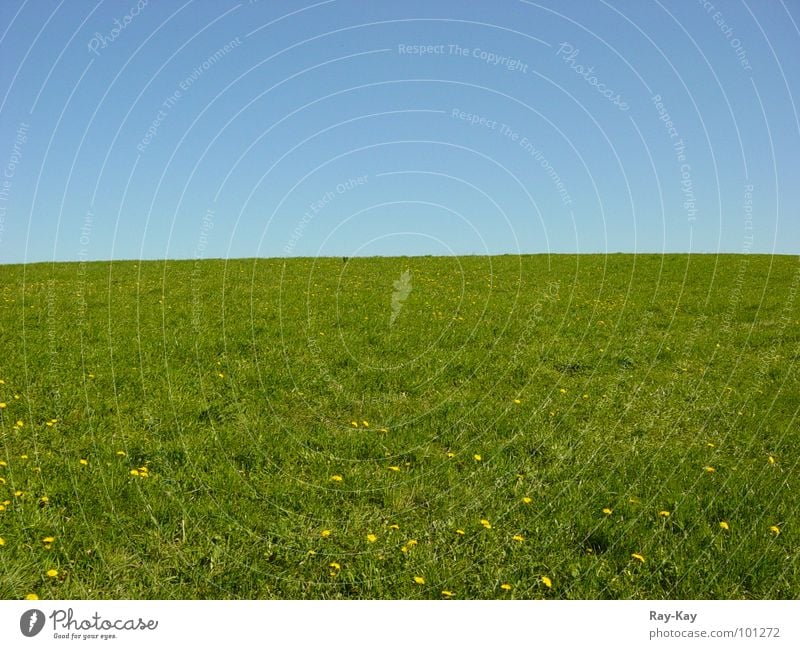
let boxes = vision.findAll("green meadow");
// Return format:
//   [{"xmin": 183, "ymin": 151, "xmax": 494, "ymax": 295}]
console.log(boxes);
[{"xmin": 0, "ymin": 254, "xmax": 798, "ymax": 599}]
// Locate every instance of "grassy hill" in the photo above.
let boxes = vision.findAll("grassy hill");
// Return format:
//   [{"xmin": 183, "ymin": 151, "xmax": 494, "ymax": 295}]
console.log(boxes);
[{"xmin": 0, "ymin": 254, "xmax": 798, "ymax": 598}]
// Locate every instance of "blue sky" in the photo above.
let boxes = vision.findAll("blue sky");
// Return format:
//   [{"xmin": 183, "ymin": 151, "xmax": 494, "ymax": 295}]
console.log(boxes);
[{"xmin": 0, "ymin": 0, "xmax": 798, "ymax": 263}]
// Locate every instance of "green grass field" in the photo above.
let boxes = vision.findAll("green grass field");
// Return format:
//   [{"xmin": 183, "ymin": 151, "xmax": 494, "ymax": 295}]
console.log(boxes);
[{"xmin": 0, "ymin": 254, "xmax": 798, "ymax": 599}]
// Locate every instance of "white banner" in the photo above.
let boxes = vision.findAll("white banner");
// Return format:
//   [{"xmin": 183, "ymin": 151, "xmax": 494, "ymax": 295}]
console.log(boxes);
[{"xmin": 1, "ymin": 600, "xmax": 797, "ymax": 648}]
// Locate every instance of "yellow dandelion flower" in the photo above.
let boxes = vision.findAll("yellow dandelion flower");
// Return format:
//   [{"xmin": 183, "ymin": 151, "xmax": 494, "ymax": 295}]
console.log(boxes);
[
  {"xmin": 559, "ymin": 388, "xmax": 566, "ymax": 394},
  {"xmin": 522, "ymin": 497, "xmax": 532, "ymax": 504},
  {"xmin": 350, "ymin": 421, "xmax": 358, "ymax": 427},
  {"xmin": 329, "ymin": 562, "xmax": 341, "ymax": 570},
  {"xmin": 42, "ymin": 536, "xmax": 55, "ymax": 544},
  {"xmin": 719, "ymin": 521, "xmax": 730, "ymax": 531},
  {"xmin": 455, "ymin": 529, "xmax": 465, "ymax": 535},
  {"xmin": 0, "ymin": 461, "xmax": 6, "ymax": 467},
  {"xmin": 330, "ymin": 475, "xmax": 343, "ymax": 482},
  {"xmin": 79, "ymin": 459, "xmax": 88, "ymax": 466},
  {"xmin": 769, "ymin": 525, "xmax": 780, "ymax": 536},
  {"xmin": 116, "ymin": 451, "xmax": 126, "ymax": 456},
  {"xmin": 401, "ymin": 545, "xmax": 408, "ymax": 553},
  {"xmin": 768, "ymin": 456, "xmax": 776, "ymax": 465},
  {"xmin": 0, "ymin": 403, "xmax": 6, "ymax": 408},
  {"xmin": 513, "ymin": 399, "xmax": 521, "ymax": 404},
  {"xmin": 307, "ymin": 549, "xmax": 316, "ymax": 556},
  {"xmin": 512, "ymin": 534, "xmax": 525, "ymax": 542},
  {"xmin": 446, "ymin": 452, "xmax": 455, "ymax": 458},
  {"xmin": 0, "ymin": 537, "xmax": 5, "ymax": 546},
  {"xmin": 706, "ymin": 442, "xmax": 715, "ymax": 448},
  {"xmin": 441, "ymin": 590, "xmax": 455, "ymax": 597},
  {"xmin": 25, "ymin": 593, "xmax": 39, "ymax": 600},
  {"xmin": 16, "ymin": 420, "xmax": 23, "ymax": 427},
  {"xmin": 362, "ymin": 420, "xmax": 369, "ymax": 427},
  {"xmin": 19, "ymin": 454, "xmax": 28, "ymax": 460},
  {"xmin": 0, "ymin": 504, "xmax": 6, "ymax": 512},
  {"xmin": 480, "ymin": 519, "xmax": 491, "ymax": 529},
  {"xmin": 659, "ymin": 511, "xmax": 671, "ymax": 517},
  {"xmin": 46, "ymin": 569, "xmax": 58, "ymax": 578},
  {"xmin": 704, "ymin": 466, "xmax": 716, "ymax": 473},
  {"xmin": 388, "ymin": 466, "xmax": 400, "ymax": 472},
  {"xmin": 388, "ymin": 524, "xmax": 399, "ymax": 530},
  {"xmin": 0, "ymin": 379, "xmax": 4, "ymax": 383},
  {"xmin": 541, "ymin": 576, "xmax": 552, "ymax": 588},
  {"xmin": 473, "ymin": 454, "xmax": 482, "ymax": 461},
  {"xmin": 500, "ymin": 583, "xmax": 512, "ymax": 591},
  {"xmin": 602, "ymin": 507, "xmax": 613, "ymax": 515},
  {"xmin": 38, "ymin": 496, "xmax": 48, "ymax": 505},
  {"xmin": 631, "ymin": 553, "xmax": 646, "ymax": 563},
  {"xmin": 582, "ymin": 394, "xmax": 589, "ymax": 399},
  {"xmin": 378, "ymin": 428, "xmax": 388, "ymax": 432},
  {"xmin": 129, "ymin": 469, "xmax": 140, "ymax": 476},
  {"xmin": 217, "ymin": 372, "xmax": 224, "ymax": 378},
  {"xmin": 413, "ymin": 576, "xmax": 425, "ymax": 585},
  {"xmin": 406, "ymin": 539, "xmax": 417, "ymax": 547},
  {"xmin": 366, "ymin": 534, "xmax": 377, "ymax": 543},
  {"xmin": 320, "ymin": 530, "xmax": 331, "ymax": 538}
]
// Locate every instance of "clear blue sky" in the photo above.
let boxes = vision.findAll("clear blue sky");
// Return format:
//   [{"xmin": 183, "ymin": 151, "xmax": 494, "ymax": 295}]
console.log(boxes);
[{"xmin": 0, "ymin": 0, "xmax": 798, "ymax": 264}]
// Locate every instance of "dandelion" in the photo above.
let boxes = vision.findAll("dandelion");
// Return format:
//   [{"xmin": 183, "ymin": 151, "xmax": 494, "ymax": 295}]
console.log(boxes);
[
  {"xmin": 378, "ymin": 428, "xmax": 388, "ymax": 433},
  {"xmin": 20, "ymin": 454, "xmax": 28, "ymax": 460},
  {"xmin": 330, "ymin": 475, "xmax": 343, "ymax": 482},
  {"xmin": 42, "ymin": 536, "xmax": 55, "ymax": 544},
  {"xmin": 455, "ymin": 529, "xmax": 465, "ymax": 535},
  {"xmin": 329, "ymin": 562, "xmax": 341, "ymax": 570},
  {"xmin": 513, "ymin": 399, "xmax": 521, "ymax": 404},
  {"xmin": 0, "ymin": 537, "xmax": 5, "ymax": 546},
  {"xmin": 0, "ymin": 504, "xmax": 5, "ymax": 512},
  {"xmin": 362, "ymin": 421, "xmax": 369, "ymax": 427},
  {"xmin": 706, "ymin": 442, "xmax": 715, "ymax": 448},
  {"xmin": 541, "ymin": 576, "xmax": 552, "ymax": 588},
  {"xmin": 406, "ymin": 539, "xmax": 418, "ymax": 548},
  {"xmin": 659, "ymin": 511, "xmax": 671, "ymax": 518},
  {"xmin": 16, "ymin": 420, "xmax": 23, "ymax": 427},
  {"xmin": 768, "ymin": 456, "xmax": 776, "ymax": 465},
  {"xmin": 559, "ymin": 388, "xmax": 566, "ymax": 394},
  {"xmin": 441, "ymin": 590, "xmax": 455, "ymax": 597},
  {"xmin": 320, "ymin": 530, "xmax": 331, "ymax": 538},
  {"xmin": 631, "ymin": 553, "xmax": 646, "ymax": 563},
  {"xmin": 25, "ymin": 593, "xmax": 39, "ymax": 600},
  {"xmin": 388, "ymin": 524, "xmax": 399, "ymax": 530},
  {"xmin": 719, "ymin": 521, "xmax": 730, "ymax": 531},
  {"xmin": 38, "ymin": 496, "xmax": 48, "ymax": 505},
  {"xmin": 0, "ymin": 461, "xmax": 5, "ymax": 467},
  {"xmin": 116, "ymin": 451, "xmax": 127, "ymax": 456},
  {"xmin": 0, "ymin": 403, "xmax": 5, "ymax": 408},
  {"xmin": 413, "ymin": 576, "xmax": 425, "ymax": 585},
  {"xmin": 480, "ymin": 519, "xmax": 491, "ymax": 529},
  {"xmin": 350, "ymin": 421, "xmax": 358, "ymax": 427},
  {"xmin": 769, "ymin": 525, "xmax": 781, "ymax": 536},
  {"xmin": 388, "ymin": 466, "xmax": 400, "ymax": 472},
  {"xmin": 446, "ymin": 452, "xmax": 455, "ymax": 458},
  {"xmin": 500, "ymin": 583, "xmax": 512, "ymax": 591},
  {"xmin": 704, "ymin": 466, "xmax": 716, "ymax": 473},
  {"xmin": 522, "ymin": 497, "xmax": 532, "ymax": 504},
  {"xmin": 512, "ymin": 534, "xmax": 525, "ymax": 542},
  {"xmin": 217, "ymin": 372, "xmax": 224, "ymax": 378},
  {"xmin": 46, "ymin": 569, "xmax": 58, "ymax": 578},
  {"xmin": 473, "ymin": 454, "xmax": 482, "ymax": 461},
  {"xmin": 130, "ymin": 469, "xmax": 140, "ymax": 476},
  {"xmin": 79, "ymin": 459, "xmax": 88, "ymax": 466},
  {"xmin": 366, "ymin": 534, "xmax": 377, "ymax": 543},
  {"xmin": 602, "ymin": 507, "xmax": 613, "ymax": 515},
  {"xmin": 582, "ymin": 394, "xmax": 589, "ymax": 399}
]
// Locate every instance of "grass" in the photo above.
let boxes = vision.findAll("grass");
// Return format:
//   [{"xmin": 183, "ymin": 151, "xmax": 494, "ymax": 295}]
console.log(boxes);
[{"xmin": 0, "ymin": 253, "xmax": 798, "ymax": 599}]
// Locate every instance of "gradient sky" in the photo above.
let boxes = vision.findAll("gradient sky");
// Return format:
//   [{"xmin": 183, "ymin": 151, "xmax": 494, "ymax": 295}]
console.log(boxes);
[{"xmin": 0, "ymin": 0, "xmax": 798, "ymax": 264}]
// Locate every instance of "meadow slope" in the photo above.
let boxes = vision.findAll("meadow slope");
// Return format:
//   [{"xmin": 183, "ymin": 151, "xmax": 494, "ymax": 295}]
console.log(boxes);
[{"xmin": 0, "ymin": 254, "xmax": 798, "ymax": 599}]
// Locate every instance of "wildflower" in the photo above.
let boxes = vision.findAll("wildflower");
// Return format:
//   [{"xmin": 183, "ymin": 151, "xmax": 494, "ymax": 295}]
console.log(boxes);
[
  {"xmin": 362, "ymin": 421, "xmax": 369, "ymax": 427},
  {"xmin": 602, "ymin": 507, "xmax": 612, "ymax": 515},
  {"xmin": 631, "ymin": 553, "xmax": 646, "ymax": 563},
  {"xmin": 559, "ymin": 388, "xmax": 566, "ymax": 394},
  {"xmin": 659, "ymin": 511, "xmax": 670, "ymax": 518},
  {"xmin": 541, "ymin": 576, "xmax": 552, "ymax": 588},
  {"xmin": 329, "ymin": 562, "xmax": 341, "ymax": 571},
  {"xmin": 704, "ymin": 466, "xmax": 716, "ymax": 473},
  {"xmin": 378, "ymin": 428, "xmax": 388, "ymax": 433},
  {"xmin": 46, "ymin": 569, "xmax": 58, "ymax": 578},
  {"xmin": 38, "ymin": 496, "xmax": 48, "ymax": 505},
  {"xmin": 406, "ymin": 539, "xmax": 418, "ymax": 548},
  {"xmin": 413, "ymin": 576, "xmax": 425, "ymax": 585},
  {"xmin": 455, "ymin": 529, "xmax": 465, "ymax": 535},
  {"xmin": 388, "ymin": 466, "xmax": 400, "ymax": 472},
  {"xmin": 79, "ymin": 459, "xmax": 88, "ymax": 466},
  {"xmin": 42, "ymin": 536, "xmax": 55, "ymax": 544},
  {"xmin": 130, "ymin": 469, "xmax": 140, "ymax": 476},
  {"xmin": 367, "ymin": 534, "xmax": 377, "ymax": 543},
  {"xmin": 0, "ymin": 461, "xmax": 5, "ymax": 467},
  {"xmin": 473, "ymin": 454, "xmax": 482, "ymax": 461},
  {"xmin": 512, "ymin": 534, "xmax": 524, "ymax": 542},
  {"xmin": 217, "ymin": 373, "xmax": 224, "ymax": 378},
  {"xmin": 388, "ymin": 524, "xmax": 399, "ymax": 530},
  {"xmin": 768, "ymin": 456, "xmax": 776, "ymax": 465},
  {"xmin": 522, "ymin": 497, "xmax": 532, "ymax": 504},
  {"xmin": 769, "ymin": 525, "xmax": 780, "ymax": 536},
  {"xmin": 441, "ymin": 590, "xmax": 455, "ymax": 597},
  {"xmin": 446, "ymin": 452, "xmax": 455, "ymax": 458},
  {"xmin": 582, "ymin": 394, "xmax": 589, "ymax": 399},
  {"xmin": 25, "ymin": 593, "xmax": 39, "ymax": 600},
  {"xmin": 16, "ymin": 420, "xmax": 23, "ymax": 427},
  {"xmin": 706, "ymin": 442, "xmax": 715, "ymax": 448},
  {"xmin": 350, "ymin": 421, "xmax": 358, "ymax": 427},
  {"xmin": 0, "ymin": 537, "xmax": 5, "ymax": 546},
  {"xmin": 719, "ymin": 521, "xmax": 730, "ymax": 531},
  {"xmin": 20, "ymin": 454, "xmax": 28, "ymax": 460},
  {"xmin": 500, "ymin": 583, "xmax": 512, "ymax": 591},
  {"xmin": 513, "ymin": 399, "xmax": 521, "ymax": 404},
  {"xmin": 320, "ymin": 530, "xmax": 331, "ymax": 538},
  {"xmin": 116, "ymin": 451, "xmax": 126, "ymax": 456},
  {"xmin": 0, "ymin": 504, "xmax": 5, "ymax": 512},
  {"xmin": 0, "ymin": 403, "xmax": 5, "ymax": 408},
  {"xmin": 480, "ymin": 519, "xmax": 491, "ymax": 529},
  {"xmin": 330, "ymin": 475, "xmax": 343, "ymax": 482}
]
